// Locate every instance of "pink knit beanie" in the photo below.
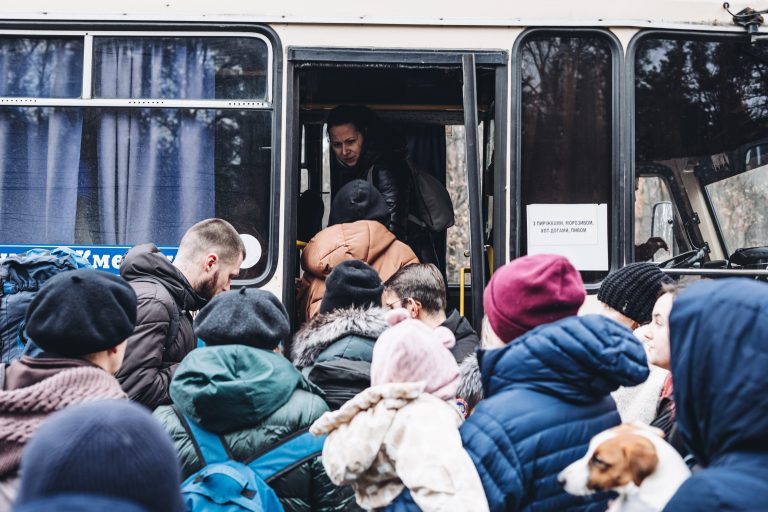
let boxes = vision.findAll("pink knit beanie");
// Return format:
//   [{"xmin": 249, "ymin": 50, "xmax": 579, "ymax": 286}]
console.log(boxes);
[
  {"xmin": 483, "ymin": 254, "xmax": 586, "ymax": 343},
  {"xmin": 370, "ymin": 309, "xmax": 460, "ymax": 400}
]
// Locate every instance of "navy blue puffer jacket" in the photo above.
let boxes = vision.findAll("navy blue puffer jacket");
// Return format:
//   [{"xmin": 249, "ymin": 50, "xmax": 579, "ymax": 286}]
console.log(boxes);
[
  {"xmin": 663, "ymin": 279, "xmax": 768, "ymax": 511},
  {"xmin": 461, "ymin": 315, "xmax": 649, "ymax": 512}
]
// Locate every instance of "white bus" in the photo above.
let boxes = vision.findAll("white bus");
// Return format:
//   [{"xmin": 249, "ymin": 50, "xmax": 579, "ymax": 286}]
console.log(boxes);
[{"xmin": 1, "ymin": 1, "xmax": 767, "ymax": 326}]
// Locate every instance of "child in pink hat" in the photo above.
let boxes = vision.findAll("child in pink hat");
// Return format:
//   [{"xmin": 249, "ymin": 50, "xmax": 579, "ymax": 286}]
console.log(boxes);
[{"xmin": 310, "ymin": 310, "xmax": 489, "ymax": 512}]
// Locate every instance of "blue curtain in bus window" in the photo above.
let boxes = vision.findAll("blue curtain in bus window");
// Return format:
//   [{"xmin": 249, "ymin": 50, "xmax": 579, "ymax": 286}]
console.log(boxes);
[
  {"xmin": 0, "ymin": 39, "xmax": 84, "ymax": 244},
  {"xmin": 91, "ymin": 39, "xmax": 215, "ymax": 244}
]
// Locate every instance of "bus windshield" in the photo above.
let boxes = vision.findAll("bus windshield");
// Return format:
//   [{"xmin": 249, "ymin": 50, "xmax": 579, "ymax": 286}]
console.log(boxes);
[{"xmin": 635, "ymin": 34, "xmax": 768, "ymax": 260}]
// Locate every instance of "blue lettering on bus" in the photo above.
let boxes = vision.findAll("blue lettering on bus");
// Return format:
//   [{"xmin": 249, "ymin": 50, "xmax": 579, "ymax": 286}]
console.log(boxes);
[{"xmin": 0, "ymin": 245, "xmax": 178, "ymax": 275}]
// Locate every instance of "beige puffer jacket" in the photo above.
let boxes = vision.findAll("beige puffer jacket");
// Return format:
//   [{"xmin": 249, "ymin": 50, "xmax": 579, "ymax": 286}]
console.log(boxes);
[
  {"xmin": 310, "ymin": 382, "xmax": 489, "ymax": 512},
  {"xmin": 297, "ymin": 220, "xmax": 418, "ymax": 321}
]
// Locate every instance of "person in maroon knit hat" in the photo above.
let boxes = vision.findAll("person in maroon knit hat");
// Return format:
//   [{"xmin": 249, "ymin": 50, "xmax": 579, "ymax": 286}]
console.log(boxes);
[
  {"xmin": 481, "ymin": 253, "xmax": 586, "ymax": 347},
  {"xmin": 459, "ymin": 254, "xmax": 649, "ymax": 512},
  {"xmin": 456, "ymin": 254, "xmax": 586, "ymax": 415}
]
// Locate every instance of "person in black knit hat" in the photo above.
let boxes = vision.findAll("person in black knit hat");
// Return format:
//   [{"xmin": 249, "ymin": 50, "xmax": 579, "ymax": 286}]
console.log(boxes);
[
  {"xmin": 319, "ymin": 260, "xmax": 385, "ymax": 314},
  {"xmin": 14, "ymin": 400, "xmax": 182, "ymax": 512},
  {"xmin": 0, "ymin": 270, "xmax": 135, "ymax": 509},
  {"xmin": 597, "ymin": 262, "xmax": 673, "ymax": 329},
  {"xmin": 292, "ymin": 260, "xmax": 389, "ymax": 410}
]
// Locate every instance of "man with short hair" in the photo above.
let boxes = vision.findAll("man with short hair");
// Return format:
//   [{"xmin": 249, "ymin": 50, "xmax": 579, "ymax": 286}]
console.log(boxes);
[
  {"xmin": 383, "ymin": 263, "xmax": 479, "ymax": 363},
  {"xmin": 116, "ymin": 218, "xmax": 245, "ymax": 409}
]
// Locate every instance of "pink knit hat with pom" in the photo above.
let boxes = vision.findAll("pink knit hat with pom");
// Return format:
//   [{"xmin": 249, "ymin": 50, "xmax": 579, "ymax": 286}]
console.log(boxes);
[{"xmin": 370, "ymin": 309, "xmax": 460, "ymax": 400}]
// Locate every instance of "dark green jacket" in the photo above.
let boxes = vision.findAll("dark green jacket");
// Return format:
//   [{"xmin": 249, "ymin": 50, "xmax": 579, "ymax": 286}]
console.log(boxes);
[
  {"xmin": 153, "ymin": 345, "xmax": 356, "ymax": 512},
  {"xmin": 291, "ymin": 307, "xmax": 388, "ymax": 409},
  {"xmin": 291, "ymin": 307, "xmax": 388, "ymax": 370}
]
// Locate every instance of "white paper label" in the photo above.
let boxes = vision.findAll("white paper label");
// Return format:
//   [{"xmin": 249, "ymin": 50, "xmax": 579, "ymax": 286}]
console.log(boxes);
[{"xmin": 526, "ymin": 203, "xmax": 608, "ymax": 271}]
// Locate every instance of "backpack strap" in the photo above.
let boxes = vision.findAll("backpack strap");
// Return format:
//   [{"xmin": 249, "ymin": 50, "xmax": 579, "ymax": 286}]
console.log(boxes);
[
  {"xmin": 247, "ymin": 429, "xmax": 326, "ymax": 482},
  {"xmin": 172, "ymin": 405, "xmax": 230, "ymax": 466},
  {"xmin": 0, "ymin": 363, "xmax": 5, "ymax": 390}
]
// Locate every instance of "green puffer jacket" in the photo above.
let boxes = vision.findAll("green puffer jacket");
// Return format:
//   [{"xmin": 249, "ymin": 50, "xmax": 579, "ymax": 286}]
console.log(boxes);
[
  {"xmin": 153, "ymin": 345, "xmax": 358, "ymax": 512},
  {"xmin": 291, "ymin": 307, "xmax": 389, "ymax": 409}
]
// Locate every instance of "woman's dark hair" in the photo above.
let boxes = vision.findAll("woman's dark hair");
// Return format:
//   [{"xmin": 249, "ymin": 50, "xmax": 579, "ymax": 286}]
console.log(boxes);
[{"xmin": 326, "ymin": 105, "xmax": 372, "ymax": 136}]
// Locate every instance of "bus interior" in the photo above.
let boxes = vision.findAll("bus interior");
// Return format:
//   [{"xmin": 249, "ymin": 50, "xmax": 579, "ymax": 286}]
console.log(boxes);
[{"xmin": 289, "ymin": 52, "xmax": 505, "ymax": 327}]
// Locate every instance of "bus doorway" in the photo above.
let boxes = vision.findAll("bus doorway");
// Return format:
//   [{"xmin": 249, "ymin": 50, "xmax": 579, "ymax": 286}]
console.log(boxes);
[{"xmin": 285, "ymin": 49, "xmax": 508, "ymax": 329}]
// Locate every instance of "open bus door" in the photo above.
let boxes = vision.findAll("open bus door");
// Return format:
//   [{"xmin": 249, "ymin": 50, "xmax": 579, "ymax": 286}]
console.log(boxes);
[{"xmin": 285, "ymin": 48, "xmax": 507, "ymax": 330}]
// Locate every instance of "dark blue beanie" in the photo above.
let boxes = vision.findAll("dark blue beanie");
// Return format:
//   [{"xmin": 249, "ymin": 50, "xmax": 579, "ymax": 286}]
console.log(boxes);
[{"xmin": 15, "ymin": 400, "xmax": 183, "ymax": 512}]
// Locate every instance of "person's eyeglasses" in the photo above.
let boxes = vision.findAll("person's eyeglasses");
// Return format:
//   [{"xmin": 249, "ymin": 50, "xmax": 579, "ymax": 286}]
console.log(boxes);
[{"xmin": 385, "ymin": 297, "xmax": 409, "ymax": 310}]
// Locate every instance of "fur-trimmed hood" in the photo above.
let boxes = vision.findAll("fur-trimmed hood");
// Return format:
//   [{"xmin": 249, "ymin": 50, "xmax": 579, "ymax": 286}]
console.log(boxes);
[
  {"xmin": 291, "ymin": 307, "xmax": 389, "ymax": 369},
  {"xmin": 456, "ymin": 353, "xmax": 483, "ymax": 409}
]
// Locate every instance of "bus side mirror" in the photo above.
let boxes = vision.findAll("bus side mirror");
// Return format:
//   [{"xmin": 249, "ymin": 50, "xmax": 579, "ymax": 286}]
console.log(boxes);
[{"xmin": 651, "ymin": 201, "xmax": 675, "ymax": 260}]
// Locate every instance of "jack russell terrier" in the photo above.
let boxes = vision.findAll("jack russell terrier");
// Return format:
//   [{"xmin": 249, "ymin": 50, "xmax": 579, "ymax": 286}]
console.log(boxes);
[{"xmin": 558, "ymin": 424, "xmax": 691, "ymax": 512}]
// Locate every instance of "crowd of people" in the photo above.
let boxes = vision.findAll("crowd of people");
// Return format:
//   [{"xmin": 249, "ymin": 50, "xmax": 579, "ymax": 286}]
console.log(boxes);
[
  {"xmin": 0, "ymin": 105, "xmax": 766, "ymax": 512},
  {"xmin": 0, "ymin": 212, "xmax": 765, "ymax": 511}
]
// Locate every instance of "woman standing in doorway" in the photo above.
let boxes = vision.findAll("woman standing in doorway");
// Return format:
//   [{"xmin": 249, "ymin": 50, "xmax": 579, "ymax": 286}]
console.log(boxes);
[{"xmin": 327, "ymin": 105, "xmax": 412, "ymax": 241}]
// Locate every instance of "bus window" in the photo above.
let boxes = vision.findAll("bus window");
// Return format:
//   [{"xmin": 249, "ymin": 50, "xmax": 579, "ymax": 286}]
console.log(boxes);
[
  {"xmin": 635, "ymin": 34, "xmax": 768, "ymax": 266},
  {"xmin": 519, "ymin": 32, "xmax": 614, "ymax": 284},
  {"xmin": 0, "ymin": 34, "xmax": 275, "ymax": 280},
  {"xmin": 92, "ymin": 37, "xmax": 269, "ymax": 100}
]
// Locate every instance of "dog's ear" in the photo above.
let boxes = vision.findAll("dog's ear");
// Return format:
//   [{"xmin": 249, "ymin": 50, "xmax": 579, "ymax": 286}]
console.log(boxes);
[{"xmin": 627, "ymin": 438, "xmax": 659, "ymax": 486}]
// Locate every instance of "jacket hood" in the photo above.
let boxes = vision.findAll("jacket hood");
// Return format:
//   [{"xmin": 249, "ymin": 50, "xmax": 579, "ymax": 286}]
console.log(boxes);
[
  {"xmin": 328, "ymin": 179, "xmax": 391, "ymax": 227},
  {"xmin": 169, "ymin": 345, "xmax": 317, "ymax": 432},
  {"xmin": 291, "ymin": 307, "xmax": 389, "ymax": 369},
  {"xmin": 301, "ymin": 221, "xmax": 399, "ymax": 279},
  {"xmin": 670, "ymin": 278, "xmax": 768, "ymax": 466},
  {"xmin": 120, "ymin": 243, "xmax": 206, "ymax": 311},
  {"xmin": 456, "ymin": 353, "xmax": 483, "ymax": 406},
  {"xmin": 480, "ymin": 315, "xmax": 649, "ymax": 403}
]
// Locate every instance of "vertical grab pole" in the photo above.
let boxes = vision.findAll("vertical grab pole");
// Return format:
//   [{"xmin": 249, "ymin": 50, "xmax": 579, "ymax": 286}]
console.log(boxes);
[{"xmin": 462, "ymin": 53, "xmax": 486, "ymax": 327}]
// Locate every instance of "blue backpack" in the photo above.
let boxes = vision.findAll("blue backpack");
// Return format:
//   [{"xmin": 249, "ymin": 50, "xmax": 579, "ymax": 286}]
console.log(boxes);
[
  {"xmin": 0, "ymin": 247, "xmax": 91, "ymax": 363},
  {"xmin": 174, "ymin": 408, "xmax": 326, "ymax": 512}
]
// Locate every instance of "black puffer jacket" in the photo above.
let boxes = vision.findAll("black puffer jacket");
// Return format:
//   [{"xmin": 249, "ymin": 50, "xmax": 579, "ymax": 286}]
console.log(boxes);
[
  {"xmin": 333, "ymin": 147, "xmax": 411, "ymax": 240},
  {"xmin": 441, "ymin": 310, "xmax": 480, "ymax": 363},
  {"xmin": 116, "ymin": 244, "xmax": 206, "ymax": 409}
]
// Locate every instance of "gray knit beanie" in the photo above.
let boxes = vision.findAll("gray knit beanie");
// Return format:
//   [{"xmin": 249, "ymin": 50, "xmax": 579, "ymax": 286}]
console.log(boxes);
[{"xmin": 194, "ymin": 288, "xmax": 290, "ymax": 350}]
